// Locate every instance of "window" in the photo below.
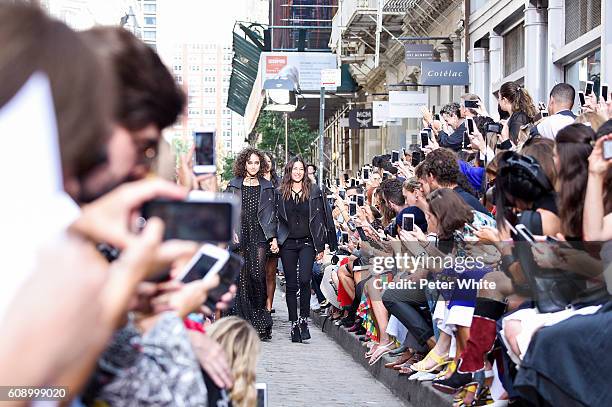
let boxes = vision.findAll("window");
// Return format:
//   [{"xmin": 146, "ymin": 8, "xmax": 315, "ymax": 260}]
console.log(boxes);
[
  {"xmin": 144, "ymin": 16, "xmax": 156, "ymax": 25},
  {"xmin": 564, "ymin": 49, "xmax": 601, "ymax": 106},
  {"xmin": 565, "ymin": 0, "xmax": 601, "ymax": 44},
  {"xmin": 503, "ymin": 24, "xmax": 524, "ymax": 77},
  {"xmin": 143, "ymin": 4, "xmax": 156, "ymax": 13},
  {"xmin": 143, "ymin": 30, "xmax": 156, "ymax": 40}
]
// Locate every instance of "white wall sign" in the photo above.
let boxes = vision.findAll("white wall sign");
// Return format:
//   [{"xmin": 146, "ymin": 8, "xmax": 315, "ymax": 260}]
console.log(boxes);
[
  {"xmin": 321, "ymin": 68, "xmax": 341, "ymax": 89},
  {"xmin": 388, "ymin": 91, "xmax": 428, "ymax": 118},
  {"xmin": 372, "ymin": 101, "xmax": 401, "ymax": 126}
]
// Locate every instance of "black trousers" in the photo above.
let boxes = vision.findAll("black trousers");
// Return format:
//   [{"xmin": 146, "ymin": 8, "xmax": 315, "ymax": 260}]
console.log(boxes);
[
  {"xmin": 280, "ymin": 237, "xmax": 316, "ymax": 321},
  {"xmin": 382, "ymin": 288, "xmax": 434, "ymax": 347}
]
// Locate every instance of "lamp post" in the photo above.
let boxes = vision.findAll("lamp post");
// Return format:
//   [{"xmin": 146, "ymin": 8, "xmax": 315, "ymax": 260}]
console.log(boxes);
[
  {"xmin": 318, "ymin": 86, "xmax": 324, "ymax": 187},
  {"xmin": 263, "ymin": 78, "xmax": 298, "ymax": 165},
  {"xmin": 284, "ymin": 112, "xmax": 288, "ymax": 163}
]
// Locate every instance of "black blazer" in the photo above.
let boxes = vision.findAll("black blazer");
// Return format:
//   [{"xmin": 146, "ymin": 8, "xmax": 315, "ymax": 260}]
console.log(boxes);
[
  {"xmin": 226, "ymin": 177, "xmax": 277, "ymax": 241},
  {"xmin": 276, "ymin": 183, "xmax": 338, "ymax": 253}
]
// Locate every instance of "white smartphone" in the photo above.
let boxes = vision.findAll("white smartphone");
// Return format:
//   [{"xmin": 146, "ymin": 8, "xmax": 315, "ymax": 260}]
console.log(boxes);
[
  {"xmin": 193, "ymin": 130, "xmax": 216, "ymax": 174},
  {"xmin": 177, "ymin": 243, "xmax": 230, "ymax": 283},
  {"xmin": 256, "ymin": 383, "xmax": 268, "ymax": 407},
  {"xmin": 356, "ymin": 194, "xmax": 365, "ymax": 207},
  {"xmin": 362, "ymin": 166, "xmax": 370, "ymax": 181},
  {"xmin": 585, "ymin": 81, "xmax": 594, "ymax": 96},
  {"xmin": 349, "ymin": 202, "xmax": 357, "ymax": 217},
  {"xmin": 466, "ymin": 117, "xmax": 475, "ymax": 134},
  {"xmin": 515, "ymin": 224, "xmax": 537, "ymax": 246},
  {"xmin": 402, "ymin": 213, "xmax": 414, "ymax": 232},
  {"xmin": 391, "ymin": 150, "xmax": 400, "ymax": 163}
]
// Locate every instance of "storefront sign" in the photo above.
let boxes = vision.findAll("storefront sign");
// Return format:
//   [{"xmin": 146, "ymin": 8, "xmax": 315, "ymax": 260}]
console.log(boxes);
[
  {"xmin": 261, "ymin": 52, "xmax": 337, "ymax": 91},
  {"xmin": 372, "ymin": 101, "xmax": 401, "ymax": 126},
  {"xmin": 420, "ymin": 62, "xmax": 469, "ymax": 86},
  {"xmin": 349, "ymin": 109, "xmax": 378, "ymax": 129},
  {"xmin": 388, "ymin": 91, "xmax": 428, "ymax": 118},
  {"xmin": 404, "ymin": 44, "xmax": 435, "ymax": 66}
]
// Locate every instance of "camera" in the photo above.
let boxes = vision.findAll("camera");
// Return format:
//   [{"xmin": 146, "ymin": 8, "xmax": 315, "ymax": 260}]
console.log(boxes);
[{"xmin": 486, "ymin": 123, "xmax": 503, "ymax": 134}]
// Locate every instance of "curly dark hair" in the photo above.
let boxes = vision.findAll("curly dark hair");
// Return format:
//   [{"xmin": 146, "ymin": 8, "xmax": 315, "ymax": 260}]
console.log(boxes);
[
  {"xmin": 232, "ymin": 147, "xmax": 269, "ymax": 178},
  {"xmin": 422, "ymin": 148, "xmax": 461, "ymax": 186}
]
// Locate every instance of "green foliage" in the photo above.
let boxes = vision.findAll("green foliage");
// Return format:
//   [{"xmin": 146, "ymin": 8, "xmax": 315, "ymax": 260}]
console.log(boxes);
[
  {"xmin": 254, "ymin": 111, "xmax": 317, "ymax": 167},
  {"xmin": 221, "ymin": 154, "xmax": 236, "ymax": 183}
]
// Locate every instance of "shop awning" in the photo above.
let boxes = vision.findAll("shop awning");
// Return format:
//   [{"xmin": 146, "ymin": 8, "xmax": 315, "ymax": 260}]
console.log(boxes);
[{"xmin": 227, "ymin": 31, "xmax": 262, "ymax": 116}]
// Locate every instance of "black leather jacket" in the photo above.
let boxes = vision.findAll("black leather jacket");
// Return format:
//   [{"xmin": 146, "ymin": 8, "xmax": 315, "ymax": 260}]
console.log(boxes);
[
  {"xmin": 226, "ymin": 177, "xmax": 277, "ymax": 241},
  {"xmin": 276, "ymin": 184, "xmax": 338, "ymax": 253}
]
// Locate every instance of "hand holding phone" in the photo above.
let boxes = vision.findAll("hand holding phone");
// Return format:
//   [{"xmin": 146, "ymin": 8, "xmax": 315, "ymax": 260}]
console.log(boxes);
[
  {"xmin": 177, "ymin": 244, "xmax": 230, "ymax": 284},
  {"xmin": 203, "ymin": 252, "xmax": 243, "ymax": 312},
  {"xmin": 402, "ymin": 213, "xmax": 414, "ymax": 232},
  {"xmin": 193, "ymin": 131, "xmax": 216, "ymax": 174}
]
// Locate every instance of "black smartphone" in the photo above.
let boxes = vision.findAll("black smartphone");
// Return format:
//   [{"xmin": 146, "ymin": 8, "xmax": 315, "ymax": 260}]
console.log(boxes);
[
  {"xmin": 356, "ymin": 194, "xmax": 365, "ymax": 207},
  {"xmin": 338, "ymin": 189, "xmax": 346, "ymax": 199},
  {"xmin": 335, "ymin": 177, "xmax": 340, "ymax": 187},
  {"xmin": 362, "ymin": 167, "xmax": 370, "ymax": 180},
  {"xmin": 325, "ymin": 178, "xmax": 331, "ymax": 188},
  {"xmin": 356, "ymin": 226, "xmax": 369, "ymax": 241},
  {"xmin": 579, "ymin": 91, "xmax": 586, "ymax": 106},
  {"xmin": 193, "ymin": 131, "xmax": 216, "ymax": 174},
  {"xmin": 141, "ymin": 197, "xmax": 236, "ymax": 242},
  {"xmin": 585, "ymin": 81, "xmax": 594, "ymax": 96},
  {"xmin": 382, "ymin": 171, "xmax": 390, "ymax": 180},
  {"xmin": 602, "ymin": 83, "xmax": 609, "ymax": 102},
  {"xmin": 402, "ymin": 213, "xmax": 414, "ymax": 232},
  {"xmin": 462, "ymin": 131, "xmax": 471, "ymax": 150},
  {"xmin": 204, "ymin": 252, "xmax": 243, "ymax": 311},
  {"xmin": 542, "ymin": 111, "xmax": 549, "ymax": 117},
  {"xmin": 341, "ymin": 231, "xmax": 349, "ymax": 244},
  {"xmin": 420, "ymin": 131, "xmax": 429, "ymax": 148},
  {"xmin": 350, "ymin": 178, "xmax": 357, "ymax": 188},
  {"xmin": 411, "ymin": 150, "xmax": 422, "ymax": 167},
  {"xmin": 343, "ymin": 173, "xmax": 349, "ymax": 183},
  {"xmin": 466, "ymin": 118, "xmax": 475, "ymax": 134},
  {"xmin": 391, "ymin": 150, "xmax": 400, "ymax": 163},
  {"xmin": 464, "ymin": 100, "xmax": 479, "ymax": 109},
  {"xmin": 434, "ymin": 113, "xmax": 440, "ymax": 121},
  {"xmin": 349, "ymin": 202, "xmax": 357, "ymax": 217}
]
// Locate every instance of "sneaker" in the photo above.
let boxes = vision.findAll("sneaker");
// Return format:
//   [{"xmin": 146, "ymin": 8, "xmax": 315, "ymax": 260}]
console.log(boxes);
[
  {"xmin": 310, "ymin": 295, "xmax": 321, "ymax": 311},
  {"xmin": 290, "ymin": 321, "xmax": 302, "ymax": 343},
  {"xmin": 299, "ymin": 317, "xmax": 311, "ymax": 340}
]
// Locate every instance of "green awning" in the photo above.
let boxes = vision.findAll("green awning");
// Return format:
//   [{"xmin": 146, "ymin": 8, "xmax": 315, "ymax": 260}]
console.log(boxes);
[{"xmin": 227, "ymin": 31, "xmax": 262, "ymax": 116}]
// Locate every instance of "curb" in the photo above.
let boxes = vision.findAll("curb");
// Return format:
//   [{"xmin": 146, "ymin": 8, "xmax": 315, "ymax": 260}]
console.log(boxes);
[{"xmin": 310, "ymin": 310, "xmax": 453, "ymax": 407}]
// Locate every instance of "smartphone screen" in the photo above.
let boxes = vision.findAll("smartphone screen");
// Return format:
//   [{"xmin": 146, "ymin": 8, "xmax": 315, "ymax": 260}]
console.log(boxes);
[
  {"xmin": 335, "ymin": 178, "xmax": 340, "ymax": 187},
  {"xmin": 362, "ymin": 167, "xmax": 370, "ymax": 180},
  {"xmin": 420, "ymin": 131, "xmax": 429, "ymax": 148},
  {"xmin": 141, "ymin": 199, "xmax": 233, "ymax": 242},
  {"xmin": 462, "ymin": 131, "xmax": 471, "ymax": 150},
  {"xmin": 464, "ymin": 100, "xmax": 478, "ymax": 109},
  {"xmin": 256, "ymin": 383, "xmax": 267, "ymax": 407},
  {"xmin": 603, "ymin": 140, "xmax": 612, "ymax": 160},
  {"xmin": 338, "ymin": 189, "xmax": 346, "ymax": 199},
  {"xmin": 466, "ymin": 118, "xmax": 475, "ymax": 134},
  {"xmin": 432, "ymin": 105, "xmax": 436, "ymax": 114},
  {"xmin": 579, "ymin": 91, "xmax": 586, "ymax": 106},
  {"xmin": 411, "ymin": 150, "xmax": 421, "ymax": 167},
  {"xmin": 326, "ymin": 195, "xmax": 335, "ymax": 208},
  {"xmin": 402, "ymin": 214, "xmax": 414, "ymax": 232},
  {"xmin": 542, "ymin": 111, "xmax": 549, "ymax": 117},
  {"xmin": 204, "ymin": 253, "xmax": 243, "ymax": 311},
  {"xmin": 382, "ymin": 171, "xmax": 390, "ymax": 180},
  {"xmin": 349, "ymin": 202, "xmax": 357, "ymax": 216},
  {"xmin": 181, "ymin": 251, "xmax": 220, "ymax": 283},
  {"xmin": 356, "ymin": 226, "xmax": 368, "ymax": 241},
  {"xmin": 341, "ymin": 232, "xmax": 349, "ymax": 244},
  {"xmin": 325, "ymin": 179, "xmax": 331, "ymax": 188},
  {"xmin": 391, "ymin": 150, "xmax": 399, "ymax": 163},
  {"xmin": 343, "ymin": 173, "xmax": 349, "ymax": 183},
  {"xmin": 193, "ymin": 131, "xmax": 215, "ymax": 173},
  {"xmin": 585, "ymin": 81, "xmax": 594, "ymax": 96},
  {"xmin": 602, "ymin": 84, "xmax": 609, "ymax": 102},
  {"xmin": 350, "ymin": 178, "xmax": 357, "ymax": 188},
  {"xmin": 357, "ymin": 194, "xmax": 365, "ymax": 207}
]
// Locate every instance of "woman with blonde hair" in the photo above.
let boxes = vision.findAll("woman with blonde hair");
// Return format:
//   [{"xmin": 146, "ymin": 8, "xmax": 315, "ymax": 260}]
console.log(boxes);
[{"xmin": 205, "ymin": 316, "xmax": 261, "ymax": 407}]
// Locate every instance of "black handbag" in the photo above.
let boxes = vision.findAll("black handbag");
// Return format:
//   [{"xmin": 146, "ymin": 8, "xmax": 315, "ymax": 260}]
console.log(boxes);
[{"xmin": 514, "ymin": 211, "xmax": 587, "ymax": 313}]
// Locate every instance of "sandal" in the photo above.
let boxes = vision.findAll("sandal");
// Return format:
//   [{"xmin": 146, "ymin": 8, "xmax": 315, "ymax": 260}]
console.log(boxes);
[
  {"xmin": 384, "ymin": 350, "xmax": 414, "ymax": 369},
  {"xmin": 410, "ymin": 348, "xmax": 450, "ymax": 373},
  {"xmin": 368, "ymin": 341, "xmax": 397, "ymax": 365},
  {"xmin": 397, "ymin": 353, "xmax": 424, "ymax": 376}
]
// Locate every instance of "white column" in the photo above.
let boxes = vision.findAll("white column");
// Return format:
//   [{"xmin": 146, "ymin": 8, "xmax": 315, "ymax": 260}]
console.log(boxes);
[
  {"xmin": 489, "ymin": 32, "xmax": 503, "ymax": 117},
  {"xmin": 602, "ymin": 0, "xmax": 612, "ymax": 84},
  {"xmin": 524, "ymin": 5, "xmax": 548, "ymax": 104},
  {"xmin": 452, "ymin": 35, "xmax": 464, "ymax": 101},
  {"xmin": 471, "ymin": 47, "xmax": 490, "ymax": 109},
  {"xmin": 547, "ymin": 0, "xmax": 564, "ymax": 94},
  {"xmin": 436, "ymin": 42, "xmax": 453, "ymax": 105}
]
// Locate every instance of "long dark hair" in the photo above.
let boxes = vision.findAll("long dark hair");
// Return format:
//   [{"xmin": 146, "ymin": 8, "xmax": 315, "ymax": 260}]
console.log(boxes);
[
  {"xmin": 499, "ymin": 81, "xmax": 537, "ymax": 120},
  {"xmin": 427, "ymin": 188, "xmax": 474, "ymax": 240},
  {"xmin": 555, "ymin": 124, "xmax": 594, "ymax": 238},
  {"xmin": 232, "ymin": 147, "xmax": 268, "ymax": 178},
  {"xmin": 264, "ymin": 152, "xmax": 279, "ymax": 187},
  {"xmin": 280, "ymin": 156, "xmax": 311, "ymax": 202}
]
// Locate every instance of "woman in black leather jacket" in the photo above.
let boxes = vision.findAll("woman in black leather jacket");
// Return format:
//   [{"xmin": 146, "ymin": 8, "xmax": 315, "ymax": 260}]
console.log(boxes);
[
  {"xmin": 276, "ymin": 156, "xmax": 337, "ymax": 343},
  {"xmin": 226, "ymin": 147, "xmax": 278, "ymax": 340}
]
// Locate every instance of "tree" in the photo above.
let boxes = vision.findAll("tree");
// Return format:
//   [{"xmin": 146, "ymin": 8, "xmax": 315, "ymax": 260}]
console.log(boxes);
[
  {"xmin": 221, "ymin": 154, "xmax": 235, "ymax": 183},
  {"xmin": 255, "ymin": 111, "xmax": 317, "ymax": 167}
]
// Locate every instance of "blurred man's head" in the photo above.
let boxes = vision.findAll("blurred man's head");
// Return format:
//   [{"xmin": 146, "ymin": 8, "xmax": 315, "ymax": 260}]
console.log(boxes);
[
  {"xmin": 79, "ymin": 27, "xmax": 185, "ymax": 201},
  {"xmin": 0, "ymin": 3, "xmax": 116, "ymax": 202},
  {"xmin": 548, "ymin": 83, "xmax": 575, "ymax": 115}
]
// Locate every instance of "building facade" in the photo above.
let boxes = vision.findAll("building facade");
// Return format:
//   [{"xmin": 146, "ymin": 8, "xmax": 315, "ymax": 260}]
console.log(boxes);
[{"xmin": 138, "ymin": 0, "xmax": 157, "ymax": 50}]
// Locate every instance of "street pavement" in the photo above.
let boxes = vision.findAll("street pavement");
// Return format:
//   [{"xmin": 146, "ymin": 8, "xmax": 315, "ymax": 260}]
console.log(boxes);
[{"xmin": 256, "ymin": 290, "xmax": 410, "ymax": 407}]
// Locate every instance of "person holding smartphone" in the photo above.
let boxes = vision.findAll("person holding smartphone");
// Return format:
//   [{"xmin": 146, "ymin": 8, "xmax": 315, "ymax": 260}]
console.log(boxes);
[
  {"xmin": 226, "ymin": 148, "xmax": 279, "ymax": 341},
  {"xmin": 276, "ymin": 156, "xmax": 338, "ymax": 343}
]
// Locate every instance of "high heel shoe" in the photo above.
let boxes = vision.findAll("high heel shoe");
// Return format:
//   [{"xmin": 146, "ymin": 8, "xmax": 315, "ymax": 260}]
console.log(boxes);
[{"xmin": 410, "ymin": 348, "xmax": 450, "ymax": 373}]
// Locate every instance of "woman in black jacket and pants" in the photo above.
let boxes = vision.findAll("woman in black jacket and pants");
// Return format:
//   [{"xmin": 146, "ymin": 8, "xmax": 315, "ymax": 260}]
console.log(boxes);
[
  {"xmin": 226, "ymin": 147, "xmax": 278, "ymax": 340},
  {"xmin": 276, "ymin": 156, "xmax": 337, "ymax": 342}
]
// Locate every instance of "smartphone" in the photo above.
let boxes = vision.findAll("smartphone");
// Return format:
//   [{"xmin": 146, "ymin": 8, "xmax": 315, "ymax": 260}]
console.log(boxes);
[
  {"xmin": 335, "ymin": 177, "xmax": 340, "ymax": 187},
  {"xmin": 382, "ymin": 171, "xmax": 390, "ymax": 180},
  {"xmin": 462, "ymin": 131, "xmax": 471, "ymax": 150},
  {"xmin": 402, "ymin": 213, "xmax": 414, "ymax": 232},
  {"xmin": 141, "ymin": 194, "xmax": 237, "ymax": 242},
  {"xmin": 362, "ymin": 167, "xmax": 370, "ymax": 180},
  {"xmin": 256, "ymin": 383, "xmax": 268, "ymax": 407},
  {"xmin": 338, "ymin": 189, "xmax": 346, "ymax": 199},
  {"xmin": 203, "ymin": 252, "xmax": 243, "ymax": 311},
  {"xmin": 326, "ymin": 194, "xmax": 335, "ymax": 208},
  {"xmin": 579, "ymin": 91, "xmax": 586, "ymax": 106},
  {"xmin": 356, "ymin": 226, "xmax": 369, "ymax": 241},
  {"xmin": 350, "ymin": 178, "xmax": 357, "ymax": 188},
  {"xmin": 542, "ymin": 111, "xmax": 549, "ymax": 117},
  {"xmin": 602, "ymin": 83, "xmax": 609, "ymax": 102},
  {"xmin": 325, "ymin": 178, "xmax": 331, "ymax": 189},
  {"xmin": 349, "ymin": 202, "xmax": 357, "ymax": 217},
  {"xmin": 193, "ymin": 131, "xmax": 216, "ymax": 174},
  {"xmin": 343, "ymin": 173, "xmax": 349, "ymax": 183},
  {"xmin": 432, "ymin": 105, "xmax": 436, "ymax": 115},
  {"xmin": 356, "ymin": 194, "xmax": 365, "ymax": 207},
  {"xmin": 411, "ymin": 150, "xmax": 422, "ymax": 167},
  {"xmin": 420, "ymin": 131, "xmax": 429, "ymax": 148},
  {"xmin": 603, "ymin": 140, "xmax": 612, "ymax": 160},
  {"xmin": 585, "ymin": 81, "xmax": 594, "ymax": 96},
  {"xmin": 391, "ymin": 150, "xmax": 400, "ymax": 163},
  {"xmin": 177, "ymin": 244, "xmax": 230, "ymax": 284},
  {"xmin": 341, "ymin": 231, "xmax": 349, "ymax": 244},
  {"xmin": 466, "ymin": 118, "xmax": 475, "ymax": 134},
  {"xmin": 504, "ymin": 219, "xmax": 518, "ymax": 235},
  {"xmin": 464, "ymin": 223, "xmax": 479, "ymax": 234},
  {"xmin": 464, "ymin": 99, "xmax": 479, "ymax": 109},
  {"xmin": 515, "ymin": 224, "xmax": 537, "ymax": 246}
]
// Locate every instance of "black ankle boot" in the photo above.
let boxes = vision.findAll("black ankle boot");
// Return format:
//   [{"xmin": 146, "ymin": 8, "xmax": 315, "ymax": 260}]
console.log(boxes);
[
  {"xmin": 299, "ymin": 317, "xmax": 311, "ymax": 340},
  {"xmin": 291, "ymin": 321, "xmax": 302, "ymax": 343}
]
